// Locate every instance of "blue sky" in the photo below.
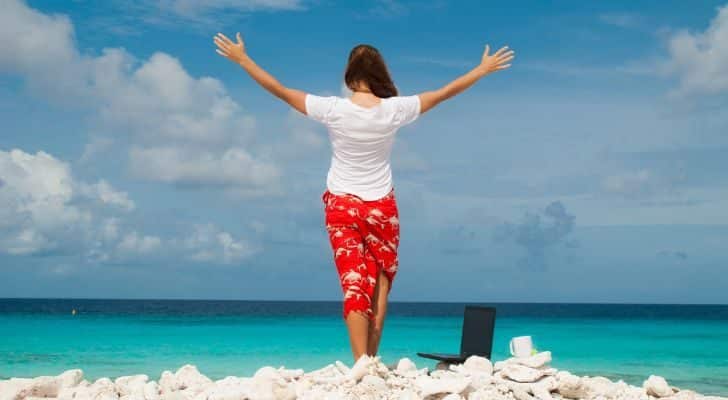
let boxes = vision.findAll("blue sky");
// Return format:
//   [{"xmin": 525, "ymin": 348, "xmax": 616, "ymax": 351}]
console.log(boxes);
[{"xmin": 1, "ymin": 0, "xmax": 727, "ymax": 303}]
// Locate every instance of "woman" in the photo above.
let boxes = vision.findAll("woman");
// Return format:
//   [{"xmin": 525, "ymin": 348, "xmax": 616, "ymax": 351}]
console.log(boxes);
[{"xmin": 213, "ymin": 33, "xmax": 514, "ymax": 362}]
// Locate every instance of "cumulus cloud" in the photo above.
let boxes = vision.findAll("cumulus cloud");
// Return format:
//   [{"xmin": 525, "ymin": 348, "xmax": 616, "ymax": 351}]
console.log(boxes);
[
  {"xmin": 118, "ymin": 231, "xmax": 163, "ymax": 255},
  {"xmin": 0, "ymin": 148, "xmax": 133, "ymax": 256},
  {"xmin": 664, "ymin": 4, "xmax": 728, "ymax": 96},
  {"xmin": 0, "ymin": 148, "xmax": 258, "ymax": 265},
  {"xmin": 128, "ymin": 146, "xmax": 280, "ymax": 188},
  {"xmin": 0, "ymin": 0, "xmax": 83, "ymax": 99},
  {"xmin": 86, "ymin": 217, "xmax": 164, "ymax": 263},
  {"xmin": 180, "ymin": 224, "xmax": 259, "ymax": 265},
  {"xmin": 78, "ymin": 180, "xmax": 136, "ymax": 211},
  {"xmin": 493, "ymin": 201, "xmax": 576, "ymax": 270},
  {"xmin": 0, "ymin": 0, "xmax": 281, "ymax": 196}
]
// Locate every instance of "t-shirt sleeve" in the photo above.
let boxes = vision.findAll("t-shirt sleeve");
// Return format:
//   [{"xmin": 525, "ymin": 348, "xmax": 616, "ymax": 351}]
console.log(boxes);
[
  {"xmin": 305, "ymin": 94, "xmax": 337, "ymax": 124},
  {"xmin": 393, "ymin": 95, "xmax": 421, "ymax": 128}
]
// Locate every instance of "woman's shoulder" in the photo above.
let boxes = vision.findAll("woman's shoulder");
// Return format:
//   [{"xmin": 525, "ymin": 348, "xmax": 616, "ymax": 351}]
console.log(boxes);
[
  {"xmin": 305, "ymin": 94, "xmax": 343, "ymax": 123},
  {"xmin": 386, "ymin": 95, "xmax": 421, "ymax": 126},
  {"xmin": 306, "ymin": 93, "xmax": 342, "ymax": 102},
  {"xmin": 386, "ymin": 94, "xmax": 419, "ymax": 102}
]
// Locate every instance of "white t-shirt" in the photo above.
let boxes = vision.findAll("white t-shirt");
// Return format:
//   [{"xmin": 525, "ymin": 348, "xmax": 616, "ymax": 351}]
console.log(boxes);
[{"xmin": 305, "ymin": 93, "xmax": 421, "ymax": 201}]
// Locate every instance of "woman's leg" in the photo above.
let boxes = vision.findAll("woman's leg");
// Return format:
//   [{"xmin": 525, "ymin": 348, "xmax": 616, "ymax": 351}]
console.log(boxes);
[
  {"xmin": 324, "ymin": 190, "xmax": 380, "ymax": 362},
  {"xmin": 367, "ymin": 269, "xmax": 390, "ymax": 356},
  {"xmin": 325, "ymin": 221, "xmax": 376, "ymax": 362},
  {"xmin": 362, "ymin": 191, "xmax": 399, "ymax": 357},
  {"xmin": 345, "ymin": 310, "xmax": 370, "ymax": 360}
]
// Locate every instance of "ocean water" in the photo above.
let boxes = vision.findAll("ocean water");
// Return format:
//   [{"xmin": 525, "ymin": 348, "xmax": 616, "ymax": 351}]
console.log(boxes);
[{"xmin": 1, "ymin": 300, "xmax": 727, "ymax": 396}]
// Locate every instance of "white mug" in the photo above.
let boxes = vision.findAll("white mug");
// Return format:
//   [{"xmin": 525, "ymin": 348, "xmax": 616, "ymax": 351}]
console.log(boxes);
[{"xmin": 509, "ymin": 336, "xmax": 533, "ymax": 358}]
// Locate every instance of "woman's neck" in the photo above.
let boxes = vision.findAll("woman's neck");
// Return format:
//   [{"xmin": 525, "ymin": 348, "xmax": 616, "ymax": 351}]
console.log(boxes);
[{"xmin": 350, "ymin": 88, "xmax": 382, "ymax": 108}]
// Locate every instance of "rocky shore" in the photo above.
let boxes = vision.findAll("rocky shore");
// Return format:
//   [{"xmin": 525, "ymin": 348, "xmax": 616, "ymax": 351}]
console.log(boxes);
[{"xmin": 1, "ymin": 352, "xmax": 725, "ymax": 400}]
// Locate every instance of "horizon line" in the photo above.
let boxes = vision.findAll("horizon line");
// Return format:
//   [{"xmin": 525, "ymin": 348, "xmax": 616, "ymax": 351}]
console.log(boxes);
[{"xmin": 1, "ymin": 297, "xmax": 726, "ymax": 306}]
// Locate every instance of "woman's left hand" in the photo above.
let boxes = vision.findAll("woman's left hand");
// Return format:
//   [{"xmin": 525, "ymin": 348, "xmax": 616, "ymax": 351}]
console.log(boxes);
[{"xmin": 214, "ymin": 32, "xmax": 247, "ymax": 64}]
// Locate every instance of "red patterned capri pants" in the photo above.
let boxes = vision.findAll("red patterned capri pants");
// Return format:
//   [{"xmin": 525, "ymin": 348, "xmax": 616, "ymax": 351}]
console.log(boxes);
[{"xmin": 322, "ymin": 188, "xmax": 400, "ymax": 321}]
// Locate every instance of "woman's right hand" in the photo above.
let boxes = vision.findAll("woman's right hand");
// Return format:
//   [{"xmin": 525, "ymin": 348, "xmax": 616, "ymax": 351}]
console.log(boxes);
[
  {"xmin": 479, "ymin": 45, "xmax": 514, "ymax": 74},
  {"xmin": 214, "ymin": 32, "xmax": 248, "ymax": 64}
]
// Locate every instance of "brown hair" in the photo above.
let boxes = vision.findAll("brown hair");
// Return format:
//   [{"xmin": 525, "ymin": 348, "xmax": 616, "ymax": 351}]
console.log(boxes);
[{"xmin": 344, "ymin": 44, "xmax": 398, "ymax": 98}]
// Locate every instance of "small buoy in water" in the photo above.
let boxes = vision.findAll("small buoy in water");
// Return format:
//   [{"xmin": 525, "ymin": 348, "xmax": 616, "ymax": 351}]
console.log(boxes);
[{"xmin": 72, "ymin": 309, "xmax": 77, "ymax": 315}]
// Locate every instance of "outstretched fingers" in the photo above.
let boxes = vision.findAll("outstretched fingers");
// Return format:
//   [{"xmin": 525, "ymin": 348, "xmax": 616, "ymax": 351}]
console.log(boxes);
[
  {"xmin": 214, "ymin": 39, "xmax": 228, "ymax": 51},
  {"xmin": 482, "ymin": 44, "xmax": 515, "ymax": 71},
  {"xmin": 498, "ymin": 53, "xmax": 515, "ymax": 64},
  {"xmin": 498, "ymin": 50, "xmax": 514, "ymax": 61},
  {"xmin": 214, "ymin": 33, "xmax": 232, "ymax": 48},
  {"xmin": 495, "ymin": 48, "xmax": 515, "ymax": 69},
  {"xmin": 493, "ymin": 45, "xmax": 509, "ymax": 58},
  {"xmin": 216, "ymin": 32, "xmax": 235, "ymax": 46}
]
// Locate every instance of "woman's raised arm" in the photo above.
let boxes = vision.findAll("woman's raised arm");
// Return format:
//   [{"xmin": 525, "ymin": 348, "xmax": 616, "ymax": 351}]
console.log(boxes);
[
  {"xmin": 418, "ymin": 44, "xmax": 514, "ymax": 114},
  {"xmin": 214, "ymin": 32, "xmax": 306, "ymax": 115}
]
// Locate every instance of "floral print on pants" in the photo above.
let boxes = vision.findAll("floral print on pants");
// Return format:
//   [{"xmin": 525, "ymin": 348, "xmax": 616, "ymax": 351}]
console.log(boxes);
[{"xmin": 322, "ymin": 188, "xmax": 400, "ymax": 321}]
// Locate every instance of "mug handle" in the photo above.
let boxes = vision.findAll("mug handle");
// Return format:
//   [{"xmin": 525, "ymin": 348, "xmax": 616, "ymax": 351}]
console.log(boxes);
[{"xmin": 509, "ymin": 339, "xmax": 515, "ymax": 356}]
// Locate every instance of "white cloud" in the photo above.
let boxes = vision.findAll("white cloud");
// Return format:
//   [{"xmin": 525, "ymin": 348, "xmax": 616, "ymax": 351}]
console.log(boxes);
[
  {"xmin": 0, "ymin": 148, "xmax": 133, "ymax": 256},
  {"xmin": 80, "ymin": 1, "xmax": 305, "ymax": 36},
  {"xmin": 131, "ymin": 0, "xmax": 305, "ymax": 28},
  {"xmin": 78, "ymin": 180, "xmax": 136, "ymax": 211},
  {"xmin": 0, "ymin": 0, "xmax": 82, "ymax": 98},
  {"xmin": 86, "ymin": 217, "xmax": 164, "ymax": 263},
  {"xmin": 118, "ymin": 231, "xmax": 163, "ymax": 254},
  {"xmin": 0, "ymin": 148, "xmax": 257, "ymax": 265},
  {"xmin": 0, "ymin": 0, "xmax": 281, "ymax": 196},
  {"xmin": 129, "ymin": 146, "xmax": 280, "ymax": 188},
  {"xmin": 665, "ymin": 5, "xmax": 728, "ymax": 96},
  {"xmin": 180, "ymin": 224, "xmax": 259, "ymax": 265},
  {"xmin": 156, "ymin": 0, "xmax": 304, "ymax": 15}
]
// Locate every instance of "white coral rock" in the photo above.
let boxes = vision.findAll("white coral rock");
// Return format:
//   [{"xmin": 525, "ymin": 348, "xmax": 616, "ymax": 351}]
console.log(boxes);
[
  {"xmin": 644, "ymin": 375, "xmax": 674, "ymax": 398},
  {"xmin": 555, "ymin": 371, "xmax": 588, "ymax": 399},
  {"xmin": 58, "ymin": 370, "xmax": 84, "ymax": 389},
  {"xmin": 501, "ymin": 364, "xmax": 550, "ymax": 383},
  {"xmin": 514, "ymin": 352, "xmax": 552, "ymax": 369},
  {"xmin": 360, "ymin": 374, "xmax": 387, "ymax": 392},
  {"xmin": 115, "ymin": 374, "xmax": 149, "ymax": 396},
  {"xmin": 174, "ymin": 365, "xmax": 212, "ymax": 393},
  {"xmin": 395, "ymin": 358, "xmax": 417, "ymax": 374},
  {"xmin": 144, "ymin": 381, "xmax": 161, "ymax": 400},
  {"xmin": 414, "ymin": 375, "xmax": 470, "ymax": 397},
  {"xmin": 463, "ymin": 355, "xmax": 494, "ymax": 375}
]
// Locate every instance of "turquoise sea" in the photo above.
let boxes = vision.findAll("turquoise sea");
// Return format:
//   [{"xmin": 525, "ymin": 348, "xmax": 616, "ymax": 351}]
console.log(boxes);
[{"xmin": 1, "ymin": 300, "xmax": 727, "ymax": 396}]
